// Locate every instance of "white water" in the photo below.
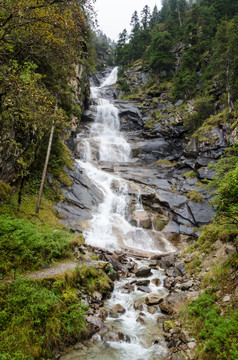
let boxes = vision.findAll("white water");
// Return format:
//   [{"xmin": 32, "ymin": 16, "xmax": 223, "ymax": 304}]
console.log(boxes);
[{"xmin": 78, "ymin": 67, "xmax": 173, "ymax": 255}]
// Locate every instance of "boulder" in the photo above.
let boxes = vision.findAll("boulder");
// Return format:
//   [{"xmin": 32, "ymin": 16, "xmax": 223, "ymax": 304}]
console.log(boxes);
[
  {"xmin": 135, "ymin": 267, "xmax": 152, "ymax": 278},
  {"xmin": 136, "ymin": 280, "xmax": 150, "ymax": 286},
  {"xmin": 145, "ymin": 294, "xmax": 164, "ymax": 305},
  {"xmin": 134, "ymin": 300, "xmax": 143, "ymax": 311},
  {"xmin": 130, "ymin": 210, "xmax": 152, "ymax": 228},
  {"xmin": 111, "ymin": 304, "xmax": 126, "ymax": 315},
  {"xmin": 103, "ymin": 332, "xmax": 119, "ymax": 342},
  {"xmin": 188, "ymin": 201, "xmax": 215, "ymax": 225},
  {"xmin": 86, "ymin": 315, "xmax": 104, "ymax": 329},
  {"xmin": 136, "ymin": 316, "xmax": 145, "ymax": 324},
  {"xmin": 138, "ymin": 286, "xmax": 151, "ymax": 293}
]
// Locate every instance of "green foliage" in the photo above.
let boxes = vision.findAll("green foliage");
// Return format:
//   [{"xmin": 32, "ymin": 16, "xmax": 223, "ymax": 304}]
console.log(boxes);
[
  {"xmin": 199, "ymin": 222, "xmax": 238, "ymax": 246},
  {"xmin": 0, "ymin": 215, "xmax": 72, "ymax": 277},
  {"xmin": 185, "ymin": 291, "xmax": 238, "ymax": 359},
  {"xmin": 209, "ymin": 145, "xmax": 238, "ymax": 222},
  {"xmin": 147, "ymin": 30, "xmax": 175, "ymax": 78},
  {"xmin": 0, "ymin": 0, "xmax": 92, "ymax": 183},
  {"xmin": 0, "ymin": 181, "xmax": 12, "ymax": 204},
  {"xmin": 0, "ymin": 276, "xmax": 88, "ymax": 359},
  {"xmin": 183, "ymin": 96, "xmax": 215, "ymax": 131}
]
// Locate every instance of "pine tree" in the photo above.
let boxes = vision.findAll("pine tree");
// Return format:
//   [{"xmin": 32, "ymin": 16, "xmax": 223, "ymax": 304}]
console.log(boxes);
[{"xmin": 141, "ymin": 5, "xmax": 151, "ymax": 30}]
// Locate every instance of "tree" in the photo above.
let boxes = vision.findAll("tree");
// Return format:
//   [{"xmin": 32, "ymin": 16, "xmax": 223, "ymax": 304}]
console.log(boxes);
[
  {"xmin": 150, "ymin": 5, "xmax": 160, "ymax": 28},
  {"xmin": 148, "ymin": 30, "xmax": 175, "ymax": 82},
  {"xmin": 0, "ymin": 0, "xmax": 91, "ymax": 183},
  {"xmin": 130, "ymin": 11, "xmax": 140, "ymax": 31},
  {"xmin": 115, "ymin": 29, "xmax": 129, "ymax": 65},
  {"xmin": 141, "ymin": 5, "xmax": 151, "ymax": 30},
  {"xmin": 213, "ymin": 18, "xmax": 238, "ymax": 111}
]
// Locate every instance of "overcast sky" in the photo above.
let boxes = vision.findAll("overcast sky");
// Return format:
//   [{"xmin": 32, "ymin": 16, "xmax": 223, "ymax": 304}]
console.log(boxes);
[{"xmin": 94, "ymin": 0, "xmax": 162, "ymax": 42}]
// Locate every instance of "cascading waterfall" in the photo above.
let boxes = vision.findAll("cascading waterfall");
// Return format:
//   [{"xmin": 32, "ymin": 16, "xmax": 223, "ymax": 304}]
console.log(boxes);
[
  {"xmin": 77, "ymin": 67, "xmax": 173, "ymax": 255},
  {"xmin": 61, "ymin": 68, "xmax": 173, "ymax": 360}
]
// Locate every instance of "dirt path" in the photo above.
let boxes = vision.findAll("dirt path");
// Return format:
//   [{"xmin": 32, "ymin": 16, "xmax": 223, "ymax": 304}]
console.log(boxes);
[
  {"xmin": 2, "ymin": 261, "xmax": 79, "ymax": 283},
  {"xmin": 24, "ymin": 261, "xmax": 79, "ymax": 280}
]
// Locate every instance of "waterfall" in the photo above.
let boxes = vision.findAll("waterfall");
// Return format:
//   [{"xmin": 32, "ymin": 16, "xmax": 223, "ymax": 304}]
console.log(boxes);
[
  {"xmin": 77, "ymin": 67, "xmax": 174, "ymax": 255},
  {"xmin": 61, "ymin": 67, "xmax": 173, "ymax": 360}
]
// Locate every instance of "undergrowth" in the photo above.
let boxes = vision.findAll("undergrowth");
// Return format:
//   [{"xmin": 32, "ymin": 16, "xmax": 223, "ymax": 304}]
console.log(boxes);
[
  {"xmin": 0, "ymin": 265, "xmax": 111, "ymax": 359},
  {"xmin": 0, "ymin": 215, "xmax": 77, "ymax": 277},
  {"xmin": 182, "ymin": 290, "xmax": 238, "ymax": 360}
]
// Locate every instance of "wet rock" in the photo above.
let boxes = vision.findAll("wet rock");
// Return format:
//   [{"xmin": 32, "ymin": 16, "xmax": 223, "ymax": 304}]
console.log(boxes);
[
  {"xmin": 134, "ymin": 300, "xmax": 143, "ymax": 311},
  {"xmin": 111, "ymin": 304, "xmax": 126, "ymax": 315},
  {"xmin": 132, "ymin": 138, "xmax": 174, "ymax": 163},
  {"xmin": 145, "ymin": 294, "xmax": 164, "ymax": 305},
  {"xmin": 148, "ymin": 260, "xmax": 158, "ymax": 268},
  {"xmin": 152, "ymin": 339, "xmax": 160, "ymax": 345},
  {"xmin": 130, "ymin": 210, "xmax": 152, "ymax": 228},
  {"xmin": 136, "ymin": 316, "xmax": 145, "ymax": 324},
  {"xmin": 103, "ymin": 332, "xmax": 119, "ymax": 342},
  {"xmin": 136, "ymin": 279, "xmax": 150, "ymax": 286},
  {"xmin": 118, "ymin": 332, "xmax": 131, "ymax": 343},
  {"xmin": 135, "ymin": 267, "xmax": 152, "ymax": 278},
  {"xmin": 98, "ymin": 308, "xmax": 108, "ymax": 320},
  {"xmin": 122, "ymin": 282, "xmax": 135, "ymax": 293},
  {"xmin": 115, "ymin": 101, "xmax": 143, "ymax": 131},
  {"xmin": 151, "ymin": 278, "xmax": 161, "ymax": 287},
  {"xmin": 138, "ymin": 286, "xmax": 151, "ymax": 293},
  {"xmin": 147, "ymin": 305, "xmax": 157, "ymax": 314}
]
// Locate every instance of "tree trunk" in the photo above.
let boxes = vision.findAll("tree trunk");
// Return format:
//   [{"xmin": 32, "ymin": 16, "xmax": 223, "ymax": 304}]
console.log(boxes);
[
  {"xmin": 176, "ymin": 0, "xmax": 182, "ymax": 27},
  {"xmin": 226, "ymin": 61, "xmax": 234, "ymax": 113},
  {"xmin": 35, "ymin": 100, "xmax": 57, "ymax": 214}
]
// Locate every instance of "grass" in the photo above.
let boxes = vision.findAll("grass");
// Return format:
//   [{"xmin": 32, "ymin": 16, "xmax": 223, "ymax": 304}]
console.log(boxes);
[
  {"xmin": 0, "ymin": 263, "xmax": 111, "ymax": 360},
  {"xmin": 0, "ymin": 215, "xmax": 78, "ymax": 277},
  {"xmin": 182, "ymin": 170, "xmax": 197, "ymax": 179},
  {"xmin": 182, "ymin": 290, "xmax": 238, "ymax": 360},
  {"xmin": 185, "ymin": 190, "xmax": 204, "ymax": 202},
  {"xmin": 155, "ymin": 159, "xmax": 176, "ymax": 167}
]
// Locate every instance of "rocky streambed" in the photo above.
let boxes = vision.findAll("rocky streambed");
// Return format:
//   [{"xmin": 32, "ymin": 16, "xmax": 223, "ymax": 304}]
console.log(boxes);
[{"xmin": 60, "ymin": 245, "xmax": 200, "ymax": 360}]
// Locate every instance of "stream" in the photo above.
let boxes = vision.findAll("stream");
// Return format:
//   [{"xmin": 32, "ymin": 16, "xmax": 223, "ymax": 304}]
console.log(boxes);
[{"xmin": 60, "ymin": 68, "xmax": 175, "ymax": 360}]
